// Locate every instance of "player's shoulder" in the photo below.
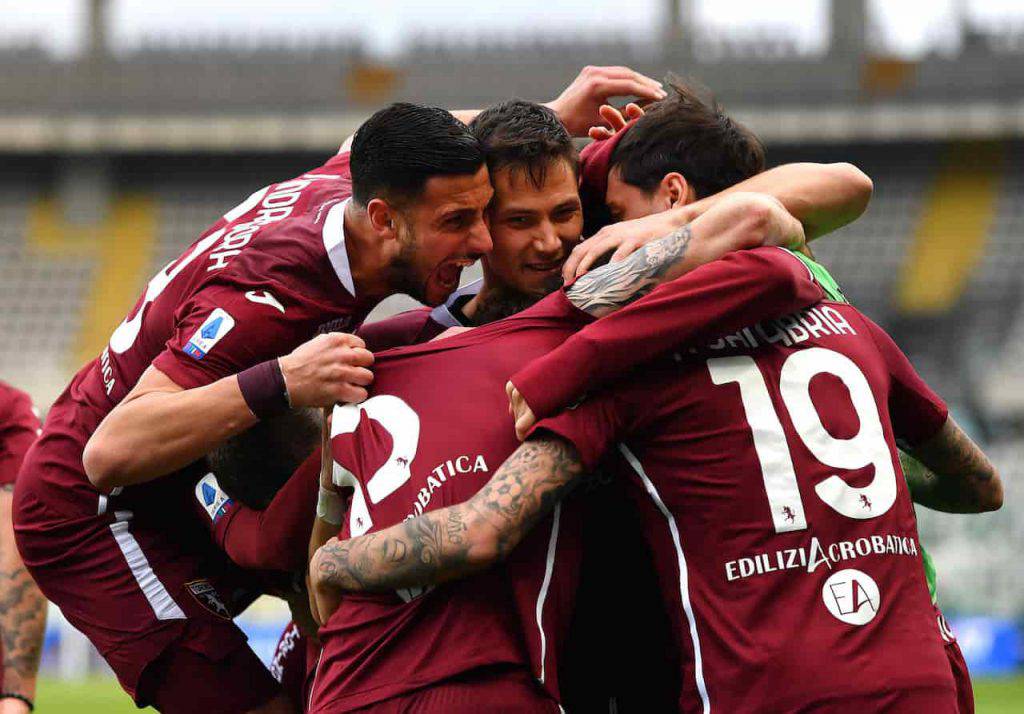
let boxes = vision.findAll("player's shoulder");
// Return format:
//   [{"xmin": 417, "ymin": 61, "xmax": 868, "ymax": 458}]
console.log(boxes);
[{"xmin": 0, "ymin": 380, "xmax": 37, "ymax": 423}]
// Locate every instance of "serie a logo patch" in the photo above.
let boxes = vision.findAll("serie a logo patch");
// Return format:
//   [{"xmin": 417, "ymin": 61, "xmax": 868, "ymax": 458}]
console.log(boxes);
[{"xmin": 184, "ymin": 308, "xmax": 235, "ymax": 360}]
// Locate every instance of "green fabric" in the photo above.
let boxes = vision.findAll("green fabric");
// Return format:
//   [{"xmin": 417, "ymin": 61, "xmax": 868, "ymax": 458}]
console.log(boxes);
[{"xmin": 790, "ymin": 250, "xmax": 848, "ymax": 303}]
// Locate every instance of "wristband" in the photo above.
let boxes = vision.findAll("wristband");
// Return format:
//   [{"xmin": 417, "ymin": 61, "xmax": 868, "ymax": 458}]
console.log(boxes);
[
  {"xmin": 1, "ymin": 693, "xmax": 34, "ymax": 711},
  {"xmin": 317, "ymin": 486, "xmax": 344, "ymax": 526},
  {"xmin": 237, "ymin": 358, "xmax": 290, "ymax": 420}
]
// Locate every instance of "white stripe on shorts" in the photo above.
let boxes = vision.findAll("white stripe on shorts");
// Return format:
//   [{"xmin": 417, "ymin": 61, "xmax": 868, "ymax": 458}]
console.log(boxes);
[{"xmin": 109, "ymin": 517, "xmax": 186, "ymax": 621}]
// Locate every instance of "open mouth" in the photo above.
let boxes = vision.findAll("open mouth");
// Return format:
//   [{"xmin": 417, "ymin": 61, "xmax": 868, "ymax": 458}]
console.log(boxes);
[{"xmin": 435, "ymin": 257, "xmax": 476, "ymax": 291}]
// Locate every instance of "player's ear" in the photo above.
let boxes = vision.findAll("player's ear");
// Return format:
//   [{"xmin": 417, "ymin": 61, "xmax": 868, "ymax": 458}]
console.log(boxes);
[
  {"xmin": 366, "ymin": 198, "xmax": 399, "ymax": 240},
  {"xmin": 662, "ymin": 172, "xmax": 694, "ymax": 208}
]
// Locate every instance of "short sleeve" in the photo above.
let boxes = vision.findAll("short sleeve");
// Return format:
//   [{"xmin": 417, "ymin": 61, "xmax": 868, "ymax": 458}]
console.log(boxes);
[
  {"xmin": 0, "ymin": 387, "xmax": 40, "ymax": 486},
  {"xmin": 527, "ymin": 393, "xmax": 625, "ymax": 472},
  {"xmin": 864, "ymin": 318, "xmax": 948, "ymax": 446},
  {"xmin": 152, "ymin": 283, "xmax": 325, "ymax": 389}
]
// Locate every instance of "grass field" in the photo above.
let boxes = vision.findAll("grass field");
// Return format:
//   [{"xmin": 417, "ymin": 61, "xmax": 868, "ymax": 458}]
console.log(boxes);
[{"xmin": 34, "ymin": 674, "xmax": 1024, "ymax": 712}]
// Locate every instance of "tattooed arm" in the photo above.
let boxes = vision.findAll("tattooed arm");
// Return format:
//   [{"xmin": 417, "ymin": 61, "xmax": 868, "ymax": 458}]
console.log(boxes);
[
  {"xmin": 1, "ymin": 485, "xmax": 47, "ymax": 711},
  {"xmin": 566, "ymin": 191, "xmax": 804, "ymax": 318},
  {"xmin": 902, "ymin": 417, "xmax": 1002, "ymax": 513},
  {"xmin": 310, "ymin": 437, "xmax": 583, "ymax": 610}
]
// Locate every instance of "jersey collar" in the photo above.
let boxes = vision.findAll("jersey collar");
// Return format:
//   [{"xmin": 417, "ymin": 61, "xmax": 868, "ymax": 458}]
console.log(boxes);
[
  {"xmin": 322, "ymin": 198, "xmax": 357, "ymax": 297},
  {"xmin": 429, "ymin": 278, "xmax": 483, "ymax": 327}
]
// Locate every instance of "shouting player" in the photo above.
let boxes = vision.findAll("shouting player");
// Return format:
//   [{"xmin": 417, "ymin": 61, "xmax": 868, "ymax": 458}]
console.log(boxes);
[
  {"xmin": 0, "ymin": 381, "xmax": 43, "ymax": 714},
  {"xmin": 311, "ymin": 250, "xmax": 1002, "ymax": 712}
]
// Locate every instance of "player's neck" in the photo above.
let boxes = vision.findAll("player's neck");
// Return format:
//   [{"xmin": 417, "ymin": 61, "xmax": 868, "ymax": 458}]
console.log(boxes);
[
  {"xmin": 462, "ymin": 282, "xmax": 536, "ymax": 326},
  {"xmin": 341, "ymin": 201, "xmax": 393, "ymax": 303}
]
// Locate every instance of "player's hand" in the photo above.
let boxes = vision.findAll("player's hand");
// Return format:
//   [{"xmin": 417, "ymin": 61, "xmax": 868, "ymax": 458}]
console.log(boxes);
[
  {"xmin": 546, "ymin": 66, "xmax": 665, "ymax": 138},
  {"xmin": 280, "ymin": 333, "xmax": 374, "ymax": 407},
  {"xmin": 562, "ymin": 206, "xmax": 693, "ymax": 280},
  {"xmin": 285, "ymin": 581, "xmax": 321, "ymax": 642},
  {"xmin": 588, "ymin": 102, "xmax": 645, "ymax": 140},
  {"xmin": 698, "ymin": 192, "xmax": 806, "ymax": 253},
  {"xmin": 507, "ymin": 382, "xmax": 537, "ymax": 441}
]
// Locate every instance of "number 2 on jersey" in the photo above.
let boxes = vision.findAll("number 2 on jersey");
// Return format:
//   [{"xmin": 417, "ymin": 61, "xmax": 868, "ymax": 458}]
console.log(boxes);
[{"xmin": 709, "ymin": 347, "xmax": 897, "ymax": 534}]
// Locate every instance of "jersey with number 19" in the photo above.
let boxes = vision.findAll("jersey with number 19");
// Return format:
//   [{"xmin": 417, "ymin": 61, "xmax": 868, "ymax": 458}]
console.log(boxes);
[{"xmin": 529, "ymin": 266, "xmax": 957, "ymax": 712}]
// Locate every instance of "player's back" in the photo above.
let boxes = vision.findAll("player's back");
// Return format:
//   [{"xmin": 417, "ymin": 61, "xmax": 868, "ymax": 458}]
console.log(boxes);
[
  {"xmin": 544, "ymin": 298, "xmax": 957, "ymax": 712},
  {"xmin": 311, "ymin": 292, "xmax": 591, "ymax": 712}
]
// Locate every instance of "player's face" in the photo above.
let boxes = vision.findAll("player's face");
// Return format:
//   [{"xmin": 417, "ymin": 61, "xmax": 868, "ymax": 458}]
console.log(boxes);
[
  {"xmin": 399, "ymin": 166, "xmax": 494, "ymax": 306},
  {"xmin": 484, "ymin": 159, "xmax": 583, "ymax": 297},
  {"xmin": 605, "ymin": 165, "xmax": 669, "ymax": 222}
]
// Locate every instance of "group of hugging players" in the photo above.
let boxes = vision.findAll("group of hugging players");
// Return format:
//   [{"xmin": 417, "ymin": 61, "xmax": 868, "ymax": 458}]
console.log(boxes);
[{"xmin": 0, "ymin": 65, "xmax": 1003, "ymax": 713}]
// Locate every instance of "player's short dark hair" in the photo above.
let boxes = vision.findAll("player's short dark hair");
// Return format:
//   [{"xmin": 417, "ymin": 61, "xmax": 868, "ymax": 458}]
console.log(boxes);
[
  {"xmin": 469, "ymin": 100, "xmax": 578, "ymax": 189},
  {"xmin": 206, "ymin": 409, "xmax": 321, "ymax": 509},
  {"xmin": 350, "ymin": 103, "xmax": 486, "ymax": 207},
  {"xmin": 610, "ymin": 78, "xmax": 765, "ymax": 199}
]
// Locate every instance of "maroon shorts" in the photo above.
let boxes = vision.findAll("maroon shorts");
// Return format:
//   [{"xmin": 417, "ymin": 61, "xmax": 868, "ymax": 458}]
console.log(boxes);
[
  {"xmin": 344, "ymin": 666, "xmax": 557, "ymax": 714},
  {"xmin": 270, "ymin": 621, "xmax": 311, "ymax": 711},
  {"xmin": 13, "ymin": 455, "xmax": 265, "ymax": 705},
  {"xmin": 937, "ymin": 607, "xmax": 974, "ymax": 714},
  {"xmin": 138, "ymin": 624, "xmax": 281, "ymax": 713}
]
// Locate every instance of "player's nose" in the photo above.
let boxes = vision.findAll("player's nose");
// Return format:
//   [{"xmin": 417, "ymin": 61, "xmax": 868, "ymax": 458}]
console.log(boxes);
[
  {"xmin": 532, "ymin": 221, "xmax": 562, "ymax": 256},
  {"xmin": 467, "ymin": 216, "xmax": 493, "ymax": 255}
]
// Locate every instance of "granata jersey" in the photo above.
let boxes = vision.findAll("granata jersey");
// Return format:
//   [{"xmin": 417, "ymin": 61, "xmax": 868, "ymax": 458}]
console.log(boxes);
[
  {"xmin": 526, "ymin": 253, "xmax": 957, "ymax": 712},
  {"xmin": 0, "ymin": 381, "xmax": 40, "ymax": 487},
  {"xmin": 310, "ymin": 248, "xmax": 826, "ymax": 712},
  {"xmin": 24, "ymin": 152, "xmax": 368, "ymax": 512},
  {"xmin": 310, "ymin": 292, "xmax": 592, "ymax": 712},
  {"xmin": 357, "ymin": 279, "xmax": 482, "ymax": 352}
]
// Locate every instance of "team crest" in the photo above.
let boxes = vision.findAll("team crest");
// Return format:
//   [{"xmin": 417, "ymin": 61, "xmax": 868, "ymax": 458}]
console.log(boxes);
[
  {"xmin": 187, "ymin": 579, "xmax": 232, "ymax": 619},
  {"xmin": 184, "ymin": 308, "xmax": 235, "ymax": 360}
]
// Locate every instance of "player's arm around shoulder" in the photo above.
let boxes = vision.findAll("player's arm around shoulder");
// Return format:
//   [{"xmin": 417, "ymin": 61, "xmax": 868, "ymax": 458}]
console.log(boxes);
[
  {"xmin": 903, "ymin": 417, "xmax": 1003, "ymax": 514},
  {"xmin": 309, "ymin": 436, "xmax": 584, "ymax": 619},
  {"xmin": 83, "ymin": 332, "xmax": 373, "ymax": 491}
]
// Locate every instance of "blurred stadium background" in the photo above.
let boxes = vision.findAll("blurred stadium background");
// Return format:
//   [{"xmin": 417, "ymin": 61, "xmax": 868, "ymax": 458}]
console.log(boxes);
[{"xmin": 2, "ymin": 0, "xmax": 1023, "ymax": 710}]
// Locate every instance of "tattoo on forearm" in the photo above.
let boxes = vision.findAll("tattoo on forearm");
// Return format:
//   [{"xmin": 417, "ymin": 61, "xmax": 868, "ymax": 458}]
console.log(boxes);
[
  {"xmin": 904, "ymin": 417, "xmax": 1000, "ymax": 513},
  {"xmin": 567, "ymin": 224, "xmax": 693, "ymax": 317},
  {"xmin": 312, "ymin": 438, "xmax": 584, "ymax": 594},
  {"xmin": 1, "ymin": 487, "xmax": 48, "ymax": 695}
]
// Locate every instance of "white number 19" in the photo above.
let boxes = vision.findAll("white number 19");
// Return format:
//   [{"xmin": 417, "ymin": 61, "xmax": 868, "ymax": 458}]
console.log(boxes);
[{"xmin": 708, "ymin": 347, "xmax": 897, "ymax": 534}]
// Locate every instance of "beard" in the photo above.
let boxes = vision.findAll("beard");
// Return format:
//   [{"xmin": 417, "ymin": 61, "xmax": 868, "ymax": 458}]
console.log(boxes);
[
  {"xmin": 386, "ymin": 220, "xmax": 428, "ymax": 304},
  {"xmin": 470, "ymin": 273, "xmax": 563, "ymax": 326}
]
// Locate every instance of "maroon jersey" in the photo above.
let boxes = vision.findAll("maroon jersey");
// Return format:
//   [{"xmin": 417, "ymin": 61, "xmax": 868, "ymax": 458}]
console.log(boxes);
[
  {"xmin": 527, "ymin": 259, "xmax": 957, "ymax": 711},
  {"xmin": 25, "ymin": 152, "xmax": 366, "ymax": 512},
  {"xmin": 0, "ymin": 381, "xmax": 39, "ymax": 487},
  {"xmin": 310, "ymin": 292, "xmax": 592, "ymax": 712},
  {"xmin": 311, "ymin": 250, "xmax": 825, "ymax": 711}
]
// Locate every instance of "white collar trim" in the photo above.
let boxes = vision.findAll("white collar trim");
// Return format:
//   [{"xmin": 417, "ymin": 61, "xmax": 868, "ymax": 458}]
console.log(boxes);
[{"xmin": 322, "ymin": 198, "xmax": 356, "ymax": 297}]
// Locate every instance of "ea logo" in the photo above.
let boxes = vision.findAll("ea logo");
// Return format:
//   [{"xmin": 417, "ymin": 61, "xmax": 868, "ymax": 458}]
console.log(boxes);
[{"xmin": 822, "ymin": 569, "xmax": 880, "ymax": 626}]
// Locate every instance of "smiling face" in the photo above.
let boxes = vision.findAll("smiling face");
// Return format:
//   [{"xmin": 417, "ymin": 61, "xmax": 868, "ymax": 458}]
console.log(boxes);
[
  {"xmin": 391, "ymin": 166, "xmax": 494, "ymax": 306},
  {"xmin": 483, "ymin": 158, "xmax": 583, "ymax": 297}
]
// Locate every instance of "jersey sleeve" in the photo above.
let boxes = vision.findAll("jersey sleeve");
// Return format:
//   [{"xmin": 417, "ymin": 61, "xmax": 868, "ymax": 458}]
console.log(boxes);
[
  {"xmin": 863, "ymin": 317, "xmax": 949, "ymax": 446},
  {"xmin": 0, "ymin": 387, "xmax": 40, "ymax": 486},
  {"xmin": 152, "ymin": 283, "xmax": 323, "ymax": 390},
  {"xmin": 196, "ymin": 450, "xmax": 321, "ymax": 572},
  {"xmin": 511, "ymin": 247, "xmax": 824, "ymax": 420}
]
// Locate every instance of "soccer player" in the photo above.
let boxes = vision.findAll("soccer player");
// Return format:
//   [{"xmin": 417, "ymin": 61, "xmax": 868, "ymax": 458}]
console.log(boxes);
[
  {"xmin": 0, "ymin": 381, "xmax": 42, "ymax": 714},
  {"xmin": 14, "ymin": 104, "xmax": 494, "ymax": 713},
  {"xmin": 313, "ymin": 250, "xmax": 1002, "ymax": 712},
  {"xmin": 305, "ymin": 193, "xmax": 816, "ymax": 711}
]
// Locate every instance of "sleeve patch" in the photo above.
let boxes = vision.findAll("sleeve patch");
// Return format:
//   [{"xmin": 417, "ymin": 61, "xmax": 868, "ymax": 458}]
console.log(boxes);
[
  {"xmin": 195, "ymin": 473, "xmax": 234, "ymax": 523},
  {"xmin": 184, "ymin": 308, "xmax": 236, "ymax": 360}
]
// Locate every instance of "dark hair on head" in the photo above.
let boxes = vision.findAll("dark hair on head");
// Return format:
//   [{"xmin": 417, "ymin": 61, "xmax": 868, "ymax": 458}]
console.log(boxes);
[
  {"xmin": 206, "ymin": 409, "xmax": 321, "ymax": 509},
  {"xmin": 469, "ymin": 100, "xmax": 578, "ymax": 190},
  {"xmin": 610, "ymin": 77, "xmax": 765, "ymax": 199},
  {"xmin": 350, "ymin": 102, "xmax": 485, "ymax": 207}
]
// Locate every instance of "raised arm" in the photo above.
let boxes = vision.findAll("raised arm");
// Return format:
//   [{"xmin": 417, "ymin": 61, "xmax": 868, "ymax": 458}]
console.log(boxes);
[
  {"xmin": 310, "ymin": 436, "xmax": 583, "ymax": 609},
  {"xmin": 564, "ymin": 161, "xmax": 872, "ymax": 279},
  {"xmin": 901, "ymin": 417, "xmax": 1002, "ymax": 513},
  {"xmin": 452, "ymin": 66, "xmax": 665, "ymax": 136}
]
